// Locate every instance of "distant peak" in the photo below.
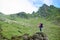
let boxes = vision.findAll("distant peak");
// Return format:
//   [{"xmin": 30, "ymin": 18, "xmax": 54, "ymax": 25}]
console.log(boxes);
[
  {"xmin": 42, "ymin": 4, "xmax": 49, "ymax": 7},
  {"xmin": 17, "ymin": 12, "xmax": 26, "ymax": 14},
  {"xmin": 50, "ymin": 5, "xmax": 56, "ymax": 8},
  {"xmin": 0, "ymin": 12, "xmax": 5, "ymax": 15}
]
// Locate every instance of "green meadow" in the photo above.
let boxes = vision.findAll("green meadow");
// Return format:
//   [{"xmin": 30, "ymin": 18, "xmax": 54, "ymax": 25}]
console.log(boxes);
[{"xmin": 0, "ymin": 17, "xmax": 60, "ymax": 40}]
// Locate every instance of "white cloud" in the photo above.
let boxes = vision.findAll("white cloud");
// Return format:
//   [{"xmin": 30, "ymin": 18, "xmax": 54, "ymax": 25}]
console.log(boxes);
[
  {"xmin": 0, "ymin": 0, "xmax": 38, "ymax": 15},
  {"xmin": 40, "ymin": 0, "xmax": 53, "ymax": 6}
]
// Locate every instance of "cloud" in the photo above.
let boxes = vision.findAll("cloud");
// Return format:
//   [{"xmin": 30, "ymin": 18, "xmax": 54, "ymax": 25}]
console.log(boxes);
[
  {"xmin": 0, "ymin": 0, "xmax": 38, "ymax": 15},
  {"xmin": 29, "ymin": 0, "xmax": 60, "ymax": 8},
  {"xmin": 0, "ymin": 0, "xmax": 59, "ymax": 15},
  {"xmin": 40, "ymin": 0, "xmax": 53, "ymax": 6},
  {"xmin": 29, "ymin": 0, "xmax": 43, "ymax": 8},
  {"xmin": 28, "ymin": 0, "xmax": 53, "ymax": 8}
]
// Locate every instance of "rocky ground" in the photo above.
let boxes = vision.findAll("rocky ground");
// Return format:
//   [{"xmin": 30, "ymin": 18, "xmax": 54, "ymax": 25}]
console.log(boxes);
[{"xmin": 0, "ymin": 32, "xmax": 48, "ymax": 40}]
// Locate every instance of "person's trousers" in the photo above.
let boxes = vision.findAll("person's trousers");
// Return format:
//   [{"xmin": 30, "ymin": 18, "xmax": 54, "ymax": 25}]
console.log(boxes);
[{"xmin": 40, "ymin": 28, "xmax": 42, "ymax": 31}]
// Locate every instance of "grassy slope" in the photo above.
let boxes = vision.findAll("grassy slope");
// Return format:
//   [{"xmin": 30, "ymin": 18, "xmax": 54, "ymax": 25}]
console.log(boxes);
[{"xmin": 0, "ymin": 17, "xmax": 60, "ymax": 40}]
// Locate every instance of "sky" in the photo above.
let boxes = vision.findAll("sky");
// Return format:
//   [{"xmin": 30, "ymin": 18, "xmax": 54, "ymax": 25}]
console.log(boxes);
[{"xmin": 0, "ymin": 0, "xmax": 60, "ymax": 15}]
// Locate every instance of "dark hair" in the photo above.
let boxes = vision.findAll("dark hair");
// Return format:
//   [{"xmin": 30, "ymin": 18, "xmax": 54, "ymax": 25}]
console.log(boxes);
[{"xmin": 40, "ymin": 23, "xmax": 43, "ymax": 25}]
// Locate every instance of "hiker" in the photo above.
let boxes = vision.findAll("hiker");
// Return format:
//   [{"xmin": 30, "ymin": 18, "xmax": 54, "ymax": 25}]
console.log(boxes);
[{"xmin": 39, "ymin": 23, "xmax": 43, "ymax": 31}]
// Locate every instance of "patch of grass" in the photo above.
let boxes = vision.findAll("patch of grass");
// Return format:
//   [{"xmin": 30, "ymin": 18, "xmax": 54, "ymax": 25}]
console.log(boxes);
[{"xmin": 0, "ymin": 18, "xmax": 60, "ymax": 40}]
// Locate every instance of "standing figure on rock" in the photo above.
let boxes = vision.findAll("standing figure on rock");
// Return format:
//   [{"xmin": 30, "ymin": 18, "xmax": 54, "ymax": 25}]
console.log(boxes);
[{"xmin": 39, "ymin": 23, "xmax": 43, "ymax": 32}]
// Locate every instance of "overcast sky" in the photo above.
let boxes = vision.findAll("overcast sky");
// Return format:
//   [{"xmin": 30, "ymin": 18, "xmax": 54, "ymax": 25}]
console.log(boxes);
[{"xmin": 0, "ymin": 0, "xmax": 60, "ymax": 15}]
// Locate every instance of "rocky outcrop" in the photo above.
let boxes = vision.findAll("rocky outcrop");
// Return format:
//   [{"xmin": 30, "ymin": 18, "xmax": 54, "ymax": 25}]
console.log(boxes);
[{"xmin": 11, "ymin": 32, "xmax": 48, "ymax": 40}]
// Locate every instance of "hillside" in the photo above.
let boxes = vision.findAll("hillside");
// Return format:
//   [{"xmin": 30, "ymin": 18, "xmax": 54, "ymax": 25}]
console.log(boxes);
[
  {"xmin": 7, "ymin": 4, "xmax": 60, "ymax": 25},
  {"xmin": 0, "ymin": 17, "xmax": 60, "ymax": 40},
  {"xmin": 36, "ymin": 4, "xmax": 60, "ymax": 25},
  {"xmin": 0, "ymin": 4, "xmax": 60, "ymax": 40}
]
